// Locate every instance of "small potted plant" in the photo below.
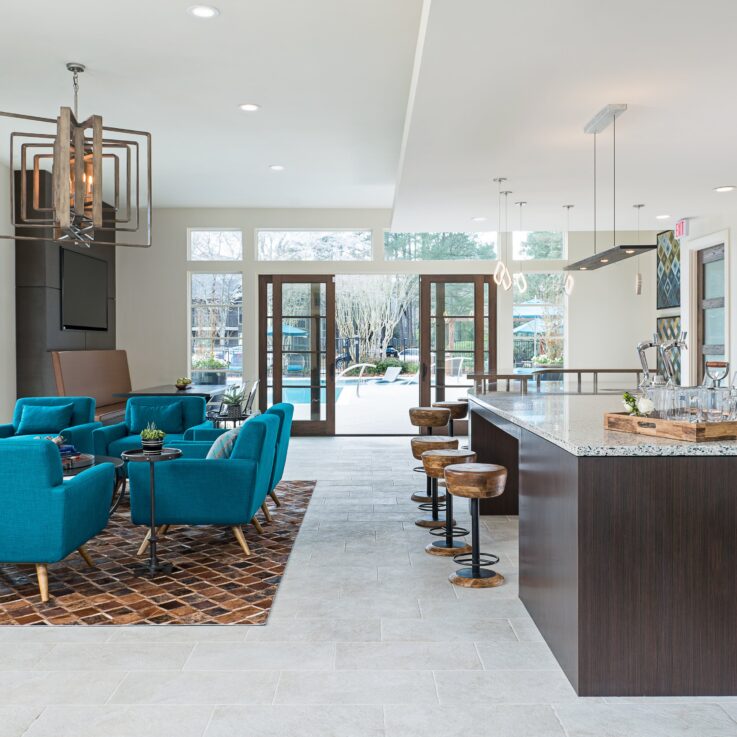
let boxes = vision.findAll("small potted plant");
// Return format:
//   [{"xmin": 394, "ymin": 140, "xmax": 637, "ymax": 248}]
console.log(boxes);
[
  {"xmin": 175, "ymin": 376, "xmax": 193, "ymax": 390},
  {"xmin": 140, "ymin": 422, "xmax": 166, "ymax": 455},
  {"xmin": 221, "ymin": 385, "xmax": 247, "ymax": 418}
]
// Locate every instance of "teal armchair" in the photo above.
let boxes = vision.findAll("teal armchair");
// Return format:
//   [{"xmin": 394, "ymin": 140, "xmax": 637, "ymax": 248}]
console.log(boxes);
[
  {"xmin": 0, "ymin": 441, "xmax": 114, "ymax": 602},
  {"xmin": 0, "ymin": 397, "xmax": 101, "ymax": 454},
  {"xmin": 128, "ymin": 414, "xmax": 279, "ymax": 557},
  {"xmin": 92, "ymin": 395, "xmax": 209, "ymax": 458}
]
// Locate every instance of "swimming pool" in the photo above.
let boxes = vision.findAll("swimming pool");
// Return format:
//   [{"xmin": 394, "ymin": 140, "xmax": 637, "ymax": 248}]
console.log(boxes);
[{"xmin": 267, "ymin": 380, "xmax": 346, "ymax": 405}]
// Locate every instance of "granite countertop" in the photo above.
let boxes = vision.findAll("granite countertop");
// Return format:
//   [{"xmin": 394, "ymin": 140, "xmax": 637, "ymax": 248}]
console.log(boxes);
[{"xmin": 469, "ymin": 391, "xmax": 737, "ymax": 457}]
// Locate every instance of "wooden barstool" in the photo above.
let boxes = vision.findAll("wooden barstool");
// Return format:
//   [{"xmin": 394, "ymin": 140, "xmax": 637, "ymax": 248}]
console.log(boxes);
[
  {"xmin": 409, "ymin": 406, "xmax": 451, "ymax": 436},
  {"xmin": 444, "ymin": 463, "xmax": 507, "ymax": 587},
  {"xmin": 421, "ymin": 448, "xmax": 476, "ymax": 556},
  {"xmin": 410, "ymin": 436, "xmax": 456, "ymax": 503},
  {"xmin": 410, "ymin": 436, "xmax": 457, "ymax": 524},
  {"xmin": 431, "ymin": 401, "xmax": 468, "ymax": 437}
]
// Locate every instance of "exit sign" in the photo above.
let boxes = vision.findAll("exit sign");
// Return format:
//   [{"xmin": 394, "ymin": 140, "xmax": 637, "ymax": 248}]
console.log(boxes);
[{"xmin": 675, "ymin": 218, "xmax": 689, "ymax": 238}]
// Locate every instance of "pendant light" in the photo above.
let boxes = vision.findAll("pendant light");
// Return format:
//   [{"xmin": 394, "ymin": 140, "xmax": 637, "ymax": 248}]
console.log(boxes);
[
  {"xmin": 0, "ymin": 63, "xmax": 152, "ymax": 248},
  {"xmin": 500, "ymin": 189, "xmax": 513, "ymax": 291},
  {"xmin": 513, "ymin": 201, "xmax": 528, "ymax": 294},
  {"xmin": 633, "ymin": 204, "xmax": 645, "ymax": 295},
  {"xmin": 562, "ymin": 204, "xmax": 575, "ymax": 295},
  {"xmin": 564, "ymin": 104, "xmax": 655, "ymax": 271},
  {"xmin": 492, "ymin": 177, "xmax": 511, "ymax": 287}
]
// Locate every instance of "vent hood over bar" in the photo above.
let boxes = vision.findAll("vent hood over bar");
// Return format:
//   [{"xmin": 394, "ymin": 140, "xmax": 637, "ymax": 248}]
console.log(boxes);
[{"xmin": 564, "ymin": 104, "xmax": 656, "ymax": 272}]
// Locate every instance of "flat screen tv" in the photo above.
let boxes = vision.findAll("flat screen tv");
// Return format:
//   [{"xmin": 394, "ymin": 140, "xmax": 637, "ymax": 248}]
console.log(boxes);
[{"xmin": 60, "ymin": 249, "xmax": 109, "ymax": 331}]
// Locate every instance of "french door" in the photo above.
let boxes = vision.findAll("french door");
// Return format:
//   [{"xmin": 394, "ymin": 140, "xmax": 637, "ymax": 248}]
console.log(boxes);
[
  {"xmin": 419, "ymin": 275, "xmax": 497, "ymax": 407},
  {"xmin": 259, "ymin": 275, "xmax": 336, "ymax": 435},
  {"xmin": 696, "ymin": 244, "xmax": 726, "ymax": 384}
]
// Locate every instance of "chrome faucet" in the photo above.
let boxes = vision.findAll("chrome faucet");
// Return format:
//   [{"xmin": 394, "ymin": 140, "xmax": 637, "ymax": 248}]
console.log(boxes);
[{"xmin": 637, "ymin": 333, "xmax": 661, "ymax": 387}]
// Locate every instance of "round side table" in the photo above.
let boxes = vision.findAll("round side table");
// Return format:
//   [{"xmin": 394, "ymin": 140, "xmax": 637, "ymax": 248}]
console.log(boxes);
[
  {"xmin": 121, "ymin": 448, "xmax": 182, "ymax": 577},
  {"xmin": 62, "ymin": 455, "xmax": 126, "ymax": 515}
]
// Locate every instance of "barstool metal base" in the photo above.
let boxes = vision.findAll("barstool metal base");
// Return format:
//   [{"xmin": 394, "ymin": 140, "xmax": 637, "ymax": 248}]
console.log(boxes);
[
  {"xmin": 415, "ymin": 515, "xmax": 455, "ymax": 528},
  {"xmin": 425, "ymin": 539, "xmax": 472, "ymax": 556},
  {"xmin": 449, "ymin": 568, "xmax": 505, "ymax": 588},
  {"xmin": 411, "ymin": 491, "xmax": 446, "ymax": 503}
]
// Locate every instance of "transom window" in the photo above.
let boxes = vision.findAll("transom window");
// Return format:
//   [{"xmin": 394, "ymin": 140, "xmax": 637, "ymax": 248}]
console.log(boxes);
[
  {"xmin": 189, "ymin": 229, "xmax": 243, "ymax": 261},
  {"xmin": 257, "ymin": 230, "xmax": 372, "ymax": 261},
  {"xmin": 385, "ymin": 232, "xmax": 497, "ymax": 260},
  {"xmin": 512, "ymin": 231, "xmax": 565, "ymax": 260}
]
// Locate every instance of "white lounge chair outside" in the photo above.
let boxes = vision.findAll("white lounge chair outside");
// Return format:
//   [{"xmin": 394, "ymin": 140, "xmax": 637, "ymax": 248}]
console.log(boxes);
[{"xmin": 375, "ymin": 366, "xmax": 403, "ymax": 383}]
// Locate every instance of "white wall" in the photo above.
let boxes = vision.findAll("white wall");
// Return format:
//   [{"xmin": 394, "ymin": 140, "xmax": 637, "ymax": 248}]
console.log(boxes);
[
  {"xmin": 116, "ymin": 209, "xmax": 658, "ymax": 391},
  {"xmin": 0, "ymin": 164, "xmax": 15, "ymax": 422}
]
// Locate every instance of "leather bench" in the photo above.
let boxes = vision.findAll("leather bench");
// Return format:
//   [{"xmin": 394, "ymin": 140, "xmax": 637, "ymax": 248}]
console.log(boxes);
[{"xmin": 51, "ymin": 350, "xmax": 132, "ymax": 424}]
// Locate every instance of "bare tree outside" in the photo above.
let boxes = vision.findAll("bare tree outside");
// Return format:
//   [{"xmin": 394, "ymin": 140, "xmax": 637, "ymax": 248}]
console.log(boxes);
[
  {"xmin": 190, "ymin": 230, "xmax": 243, "ymax": 261},
  {"xmin": 258, "ymin": 231, "xmax": 372, "ymax": 261}
]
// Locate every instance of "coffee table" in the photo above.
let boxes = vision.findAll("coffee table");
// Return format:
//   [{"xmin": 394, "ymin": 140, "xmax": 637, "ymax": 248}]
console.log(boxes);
[
  {"xmin": 62, "ymin": 455, "xmax": 126, "ymax": 515},
  {"xmin": 121, "ymin": 448, "xmax": 182, "ymax": 577}
]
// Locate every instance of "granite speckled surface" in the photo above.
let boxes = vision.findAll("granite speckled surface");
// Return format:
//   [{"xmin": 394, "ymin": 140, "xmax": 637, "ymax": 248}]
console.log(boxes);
[{"xmin": 469, "ymin": 391, "xmax": 737, "ymax": 457}]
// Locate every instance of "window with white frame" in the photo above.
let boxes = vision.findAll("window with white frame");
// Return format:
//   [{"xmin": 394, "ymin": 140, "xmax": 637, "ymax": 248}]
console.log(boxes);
[
  {"xmin": 384, "ymin": 232, "xmax": 497, "ymax": 260},
  {"xmin": 513, "ymin": 273, "xmax": 566, "ymax": 368},
  {"xmin": 190, "ymin": 272, "xmax": 243, "ymax": 384},
  {"xmin": 189, "ymin": 229, "xmax": 243, "ymax": 261},
  {"xmin": 512, "ymin": 231, "xmax": 565, "ymax": 260},
  {"xmin": 257, "ymin": 230, "xmax": 372, "ymax": 261}
]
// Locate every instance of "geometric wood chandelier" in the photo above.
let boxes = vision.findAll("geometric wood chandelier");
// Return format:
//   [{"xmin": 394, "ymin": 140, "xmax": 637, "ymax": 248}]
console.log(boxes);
[{"xmin": 0, "ymin": 63, "xmax": 152, "ymax": 247}]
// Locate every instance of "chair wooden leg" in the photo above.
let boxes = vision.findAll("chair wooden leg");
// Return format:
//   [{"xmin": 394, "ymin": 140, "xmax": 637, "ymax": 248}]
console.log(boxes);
[
  {"xmin": 269, "ymin": 489, "xmax": 281, "ymax": 507},
  {"xmin": 35, "ymin": 564, "xmax": 49, "ymax": 603},
  {"xmin": 77, "ymin": 545, "xmax": 94, "ymax": 568},
  {"xmin": 251, "ymin": 517, "xmax": 264, "ymax": 534},
  {"xmin": 261, "ymin": 502, "xmax": 273, "ymax": 523},
  {"xmin": 231, "ymin": 526, "xmax": 251, "ymax": 556},
  {"xmin": 137, "ymin": 525, "xmax": 169, "ymax": 556}
]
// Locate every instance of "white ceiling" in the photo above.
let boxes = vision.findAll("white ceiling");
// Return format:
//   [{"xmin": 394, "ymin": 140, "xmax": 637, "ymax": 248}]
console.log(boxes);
[
  {"xmin": 393, "ymin": 0, "xmax": 737, "ymax": 231},
  {"xmin": 1, "ymin": 0, "xmax": 737, "ymax": 229},
  {"xmin": 0, "ymin": 0, "xmax": 422, "ymax": 208}
]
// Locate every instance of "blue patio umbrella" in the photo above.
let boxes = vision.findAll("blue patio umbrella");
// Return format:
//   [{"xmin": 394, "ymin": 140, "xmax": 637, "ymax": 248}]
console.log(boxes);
[
  {"xmin": 513, "ymin": 317, "xmax": 547, "ymax": 336},
  {"xmin": 267, "ymin": 324, "xmax": 308, "ymax": 336}
]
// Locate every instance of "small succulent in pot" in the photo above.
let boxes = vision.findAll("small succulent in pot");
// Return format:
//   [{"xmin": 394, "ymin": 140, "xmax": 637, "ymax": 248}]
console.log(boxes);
[
  {"xmin": 222, "ymin": 385, "xmax": 247, "ymax": 417},
  {"xmin": 140, "ymin": 422, "xmax": 166, "ymax": 454},
  {"xmin": 175, "ymin": 376, "xmax": 192, "ymax": 390}
]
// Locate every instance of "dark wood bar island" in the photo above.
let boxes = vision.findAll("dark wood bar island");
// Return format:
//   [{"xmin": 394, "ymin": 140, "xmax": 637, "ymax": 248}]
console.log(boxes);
[{"xmin": 469, "ymin": 391, "xmax": 737, "ymax": 697}]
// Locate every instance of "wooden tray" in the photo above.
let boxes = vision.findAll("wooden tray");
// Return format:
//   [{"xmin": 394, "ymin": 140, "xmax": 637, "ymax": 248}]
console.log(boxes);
[{"xmin": 604, "ymin": 412, "xmax": 737, "ymax": 442}]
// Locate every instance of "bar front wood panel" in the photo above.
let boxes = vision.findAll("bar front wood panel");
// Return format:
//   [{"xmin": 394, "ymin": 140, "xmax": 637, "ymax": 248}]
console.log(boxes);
[{"xmin": 469, "ymin": 405, "xmax": 519, "ymax": 515}]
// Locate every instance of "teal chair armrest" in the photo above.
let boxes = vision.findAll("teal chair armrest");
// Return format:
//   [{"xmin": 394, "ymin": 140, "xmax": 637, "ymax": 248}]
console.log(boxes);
[
  {"xmin": 183, "ymin": 421, "xmax": 218, "ymax": 440},
  {"xmin": 61, "ymin": 421, "xmax": 103, "ymax": 455},
  {"xmin": 166, "ymin": 440, "xmax": 212, "ymax": 459},
  {"xmin": 128, "ymin": 458, "xmax": 258, "ymax": 526},
  {"xmin": 93, "ymin": 423, "xmax": 129, "ymax": 456},
  {"xmin": 184, "ymin": 427, "xmax": 228, "ymax": 442},
  {"xmin": 0, "ymin": 423, "xmax": 15, "ymax": 438}
]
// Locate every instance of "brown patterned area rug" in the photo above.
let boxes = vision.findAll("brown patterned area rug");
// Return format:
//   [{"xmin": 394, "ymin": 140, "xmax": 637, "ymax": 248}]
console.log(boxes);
[{"xmin": 0, "ymin": 480, "xmax": 315, "ymax": 626}]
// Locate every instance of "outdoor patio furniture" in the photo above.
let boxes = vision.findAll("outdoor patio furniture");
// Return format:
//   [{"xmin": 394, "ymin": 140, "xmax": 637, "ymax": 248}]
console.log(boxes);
[{"xmin": 375, "ymin": 366, "xmax": 403, "ymax": 383}]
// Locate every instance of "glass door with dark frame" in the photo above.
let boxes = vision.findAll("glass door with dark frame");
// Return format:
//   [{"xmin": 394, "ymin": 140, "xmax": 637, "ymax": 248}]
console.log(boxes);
[
  {"xmin": 419, "ymin": 275, "xmax": 497, "ymax": 408},
  {"xmin": 259, "ymin": 275, "xmax": 335, "ymax": 435},
  {"xmin": 697, "ymin": 244, "xmax": 726, "ymax": 384}
]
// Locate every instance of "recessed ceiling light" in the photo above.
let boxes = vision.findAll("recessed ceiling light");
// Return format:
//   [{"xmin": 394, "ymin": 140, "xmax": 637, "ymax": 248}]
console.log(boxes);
[
  {"xmin": 600, "ymin": 258, "xmax": 609, "ymax": 263},
  {"xmin": 655, "ymin": 214, "xmax": 670, "ymax": 220},
  {"xmin": 580, "ymin": 266, "xmax": 588, "ymax": 271},
  {"xmin": 471, "ymin": 216, "xmax": 487, "ymax": 222},
  {"xmin": 239, "ymin": 103, "xmax": 260, "ymax": 112},
  {"xmin": 625, "ymin": 249, "xmax": 636, "ymax": 254},
  {"xmin": 714, "ymin": 185, "xmax": 736, "ymax": 193},
  {"xmin": 187, "ymin": 5, "xmax": 220, "ymax": 18},
  {"xmin": 269, "ymin": 164, "xmax": 285, "ymax": 171}
]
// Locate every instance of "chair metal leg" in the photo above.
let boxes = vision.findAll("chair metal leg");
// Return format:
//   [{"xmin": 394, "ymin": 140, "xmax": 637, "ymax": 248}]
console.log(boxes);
[
  {"xmin": 269, "ymin": 489, "xmax": 281, "ymax": 507},
  {"xmin": 261, "ymin": 502, "xmax": 273, "ymax": 522},
  {"xmin": 231, "ymin": 526, "xmax": 251, "ymax": 556},
  {"xmin": 449, "ymin": 499, "xmax": 504, "ymax": 588},
  {"xmin": 137, "ymin": 525, "xmax": 168, "ymax": 556},
  {"xmin": 251, "ymin": 517, "xmax": 264, "ymax": 534}
]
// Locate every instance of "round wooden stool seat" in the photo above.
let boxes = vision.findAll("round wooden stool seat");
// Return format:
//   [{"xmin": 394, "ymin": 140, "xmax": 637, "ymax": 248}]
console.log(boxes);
[
  {"xmin": 443, "ymin": 463, "xmax": 507, "ymax": 499},
  {"xmin": 421, "ymin": 449, "xmax": 476, "ymax": 478},
  {"xmin": 432, "ymin": 401, "xmax": 469, "ymax": 421},
  {"xmin": 409, "ymin": 406, "xmax": 451, "ymax": 429},
  {"xmin": 410, "ymin": 435, "xmax": 457, "ymax": 460}
]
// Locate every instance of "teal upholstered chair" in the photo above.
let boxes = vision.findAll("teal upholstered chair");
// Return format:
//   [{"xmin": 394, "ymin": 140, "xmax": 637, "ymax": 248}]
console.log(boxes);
[
  {"xmin": 0, "ymin": 397, "xmax": 101, "ymax": 454},
  {"xmin": 92, "ymin": 396, "xmax": 209, "ymax": 458},
  {"xmin": 176, "ymin": 403, "xmax": 294, "ymax": 508},
  {"xmin": 0, "ymin": 441, "xmax": 114, "ymax": 602},
  {"xmin": 128, "ymin": 413, "xmax": 279, "ymax": 557}
]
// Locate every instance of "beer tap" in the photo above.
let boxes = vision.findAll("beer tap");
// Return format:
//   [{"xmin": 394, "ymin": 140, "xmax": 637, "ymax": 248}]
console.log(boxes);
[{"xmin": 637, "ymin": 333, "xmax": 661, "ymax": 388}]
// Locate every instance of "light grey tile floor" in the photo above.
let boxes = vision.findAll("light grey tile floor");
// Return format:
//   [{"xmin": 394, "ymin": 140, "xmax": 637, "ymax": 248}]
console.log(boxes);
[{"xmin": 2, "ymin": 436, "xmax": 737, "ymax": 737}]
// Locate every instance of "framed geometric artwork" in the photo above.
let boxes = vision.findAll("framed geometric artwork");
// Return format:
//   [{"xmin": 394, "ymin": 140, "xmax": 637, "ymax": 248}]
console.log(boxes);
[
  {"xmin": 657, "ymin": 314, "xmax": 682, "ymax": 385},
  {"xmin": 657, "ymin": 230, "xmax": 681, "ymax": 309}
]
